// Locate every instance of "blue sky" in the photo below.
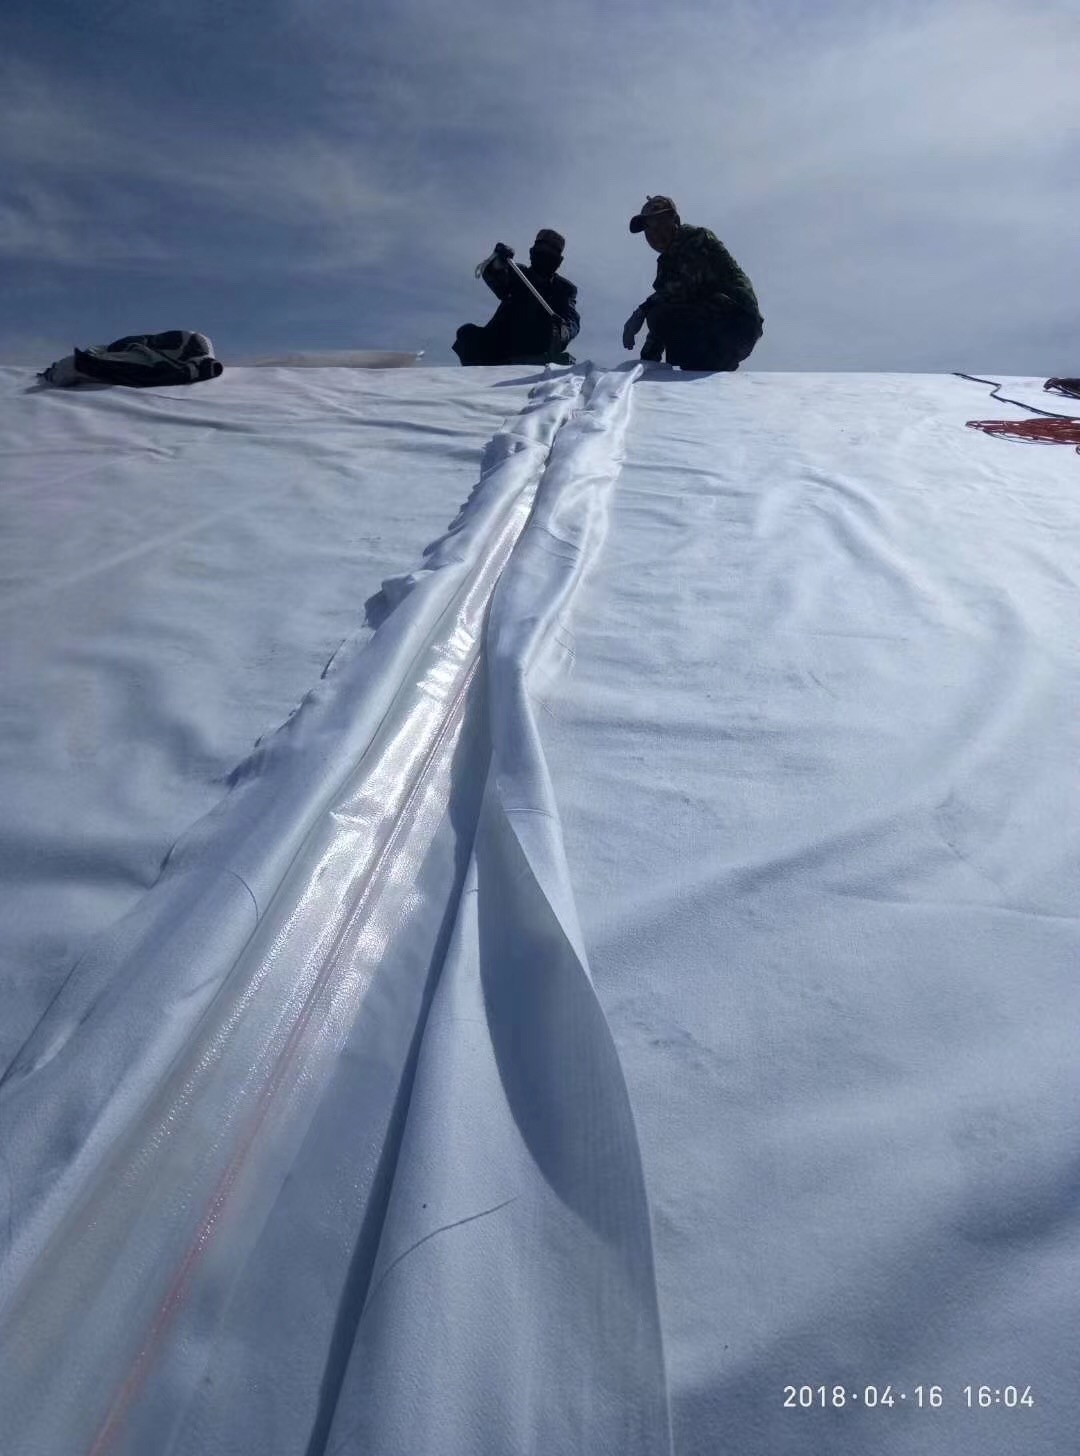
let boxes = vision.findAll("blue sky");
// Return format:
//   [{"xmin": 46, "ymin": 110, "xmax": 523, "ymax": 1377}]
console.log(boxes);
[{"xmin": 1, "ymin": 0, "xmax": 1077, "ymax": 371}]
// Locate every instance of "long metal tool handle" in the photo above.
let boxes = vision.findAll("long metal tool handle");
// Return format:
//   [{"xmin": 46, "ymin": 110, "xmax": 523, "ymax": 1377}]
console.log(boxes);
[{"xmin": 505, "ymin": 256, "xmax": 558, "ymax": 319}]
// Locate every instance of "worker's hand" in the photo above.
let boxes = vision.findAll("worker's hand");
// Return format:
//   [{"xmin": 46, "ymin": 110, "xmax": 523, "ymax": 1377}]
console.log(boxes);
[
  {"xmin": 622, "ymin": 305, "xmax": 647, "ymax": 350},
  {"xmin": 493, "ymin": 242, "xmax": 515, "ymax": 261}
]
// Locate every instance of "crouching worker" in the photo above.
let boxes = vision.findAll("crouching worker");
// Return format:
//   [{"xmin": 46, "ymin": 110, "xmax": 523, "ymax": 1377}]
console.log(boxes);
[
  {"xmin": 453, "ymin": 228, "xmax": 579, "ymax": 366},
  {"xmin": 623, "ymin": 196, "xmax": 763, "ymax": 371}
]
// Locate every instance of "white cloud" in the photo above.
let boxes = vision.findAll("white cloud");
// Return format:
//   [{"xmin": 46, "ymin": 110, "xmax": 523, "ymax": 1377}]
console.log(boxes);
[
  {"xmin": 0, "ymin": 58, "xmax": 410, "ymax": 269},
  {"xmin": 1, "ymin": 0, "xmax": 1077, "ymax": 366},
  {"xmin": 271, "ymin": 0, "xmax": 1079, "ymax": 363}
]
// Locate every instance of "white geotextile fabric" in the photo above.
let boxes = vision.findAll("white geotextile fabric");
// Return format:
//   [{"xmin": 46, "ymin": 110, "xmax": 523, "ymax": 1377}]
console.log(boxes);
[
  {"xmin": 1, "ymin": 361, "xmax": 1078, "ymax": 1455},
  {"xmin": 538, "ymin": 370, "xmax": 1080, "ymax": 1456},
  {"xmin": 0, "ymin": 360, "xmax": 669, "ymax": 1456},
  {"xmin": 0, "ymin": 362, "xmax": 539, "ymax": 1074}
]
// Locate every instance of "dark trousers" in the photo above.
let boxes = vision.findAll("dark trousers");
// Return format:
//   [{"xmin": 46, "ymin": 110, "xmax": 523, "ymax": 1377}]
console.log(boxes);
[
  {"xmin": 453, "ymin": 322, "xmax": 573, "ymax": 368},
  {"xmin": 642, "ymin": 301, "xmax": 762, "ymax": 371},
  {"xmin": 453, "ymin": 323, "xmax": 512, "ymax": 366}
]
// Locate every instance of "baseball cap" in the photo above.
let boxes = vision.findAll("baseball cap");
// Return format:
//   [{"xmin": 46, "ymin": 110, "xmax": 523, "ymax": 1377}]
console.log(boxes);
[
  {"xmin": 533, "ymin": 228, "xmax": 565, "ymax": 253},
  {"xmin": 629, "ymin": 195, "xmax": 678, "ymax": 233}
]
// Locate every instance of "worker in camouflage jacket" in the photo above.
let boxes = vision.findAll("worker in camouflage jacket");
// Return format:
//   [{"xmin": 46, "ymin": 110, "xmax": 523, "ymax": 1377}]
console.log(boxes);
[
  {"xmin": 453, "ymin": 228, "xmax": 580, "ymax": 366},
  {"xmin": 623, "ymin": 196, "xmax": 763, "ymax": 371}
]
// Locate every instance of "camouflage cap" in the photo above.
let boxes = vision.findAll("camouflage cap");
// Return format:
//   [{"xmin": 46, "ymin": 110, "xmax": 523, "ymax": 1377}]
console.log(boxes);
[
  {"xmin": 629, "ymin": 195, "xmax": 678, "ymax": 233},
  {"xmin": 533, "ymin": 228, "xmax": 565, "ymax": 253}
]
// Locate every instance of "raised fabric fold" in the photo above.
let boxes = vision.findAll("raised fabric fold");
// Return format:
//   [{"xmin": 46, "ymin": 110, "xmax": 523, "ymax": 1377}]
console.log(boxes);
[{"xmin": 0, "ymin": 364, "xmax": 670, "ymax": 1456}]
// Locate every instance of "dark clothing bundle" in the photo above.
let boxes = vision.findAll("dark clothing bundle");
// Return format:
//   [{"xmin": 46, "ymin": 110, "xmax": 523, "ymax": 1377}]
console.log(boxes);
[
  {"xmin": 38, "ymin": 331, "xmax": 224, "ymax": 388},
  {"xmin": 640, "ymin": 225, "xmax": 763, "ymax": 371},
  {"xmin": 453, "ymin": 256, "xmax": 580, "ymax": 366}
]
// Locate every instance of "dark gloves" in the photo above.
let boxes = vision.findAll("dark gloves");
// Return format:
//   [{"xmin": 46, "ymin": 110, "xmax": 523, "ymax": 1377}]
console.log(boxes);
[
  {"xmin": 493, "ymin": 242, "xmax": 515, "ymax": 261},
  {"xmin": 622, "ymin": 304, "xmax": 648, "ymax": 350},
  {"xmin": 551, "ymin": 319, "xmax": 572, "ymax": 351}
]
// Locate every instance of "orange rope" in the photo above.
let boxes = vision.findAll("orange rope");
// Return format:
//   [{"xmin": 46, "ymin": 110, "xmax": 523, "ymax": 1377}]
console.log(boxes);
[{"xmin": 967, "ymin": 416, "xmax": 1080, "ymax": 452}]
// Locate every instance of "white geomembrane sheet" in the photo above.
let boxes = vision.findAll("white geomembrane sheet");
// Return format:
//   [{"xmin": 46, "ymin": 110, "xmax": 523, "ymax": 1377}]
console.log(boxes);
[{"xmin": 1, "ymin": 360, "xmax": 1077, "ymax": 1456}]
